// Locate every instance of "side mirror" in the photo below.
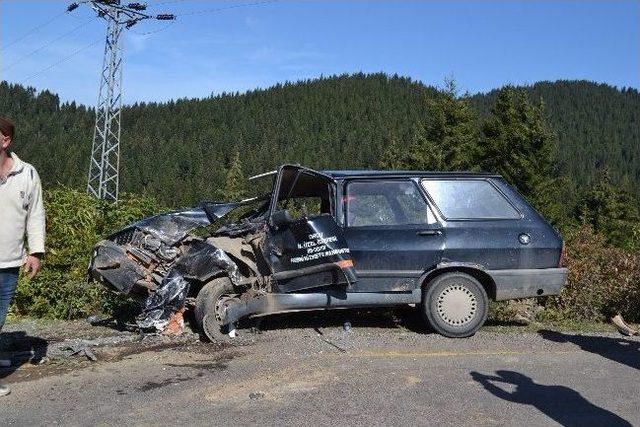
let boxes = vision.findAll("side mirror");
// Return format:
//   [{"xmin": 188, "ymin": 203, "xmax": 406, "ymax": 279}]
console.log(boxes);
[{"xmin": 271, "ymin": 209, "xmax": 294, "ymax": 229}]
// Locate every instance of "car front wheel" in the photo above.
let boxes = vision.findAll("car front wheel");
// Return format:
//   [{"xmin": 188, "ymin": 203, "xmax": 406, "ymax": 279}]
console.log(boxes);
[
  {"xmin": 422, "ymin": 272, "xmax": 489, "ymax": 338},
  {"xmin": 194, "ymin": 277, "xmax": 236, "ymax": 341}
]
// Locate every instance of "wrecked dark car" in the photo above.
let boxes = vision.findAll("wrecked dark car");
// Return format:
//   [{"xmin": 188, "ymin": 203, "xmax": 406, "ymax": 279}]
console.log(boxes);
[{"xmin": 89, "ymin": 165, "xmax": 568, "ymax": 338}]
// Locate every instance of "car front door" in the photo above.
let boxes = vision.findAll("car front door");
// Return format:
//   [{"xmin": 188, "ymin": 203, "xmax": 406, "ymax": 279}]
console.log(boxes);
[
  {"xmin": 265, "ymin": 165, "xmax": 357, "ymax": 293},
  {"xmin": 341, "ymin": 179, "xmax": 444, "ymax": 292}
]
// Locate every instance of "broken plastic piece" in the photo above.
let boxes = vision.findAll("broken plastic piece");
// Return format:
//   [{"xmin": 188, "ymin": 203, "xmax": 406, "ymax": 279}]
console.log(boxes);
[
  {"xmin": 249, "ymin": 391, "xmax": 265, "ymax": 400},
  {"xmin": 162, "ymin": 309, "xmax": 185, "ymax": 336},
  {"xmin": 612, "ymin": 314, "xmax": 639, "ymax": 336},
  {"xmin": 64, "ymin": 342, "xmax": 98, "ymax": 362}
]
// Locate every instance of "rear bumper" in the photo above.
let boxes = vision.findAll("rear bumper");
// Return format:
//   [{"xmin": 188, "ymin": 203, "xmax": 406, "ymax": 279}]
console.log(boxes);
[{"xmin": 488, "ymin": 268, "xmax": 568, "ymax": 301}]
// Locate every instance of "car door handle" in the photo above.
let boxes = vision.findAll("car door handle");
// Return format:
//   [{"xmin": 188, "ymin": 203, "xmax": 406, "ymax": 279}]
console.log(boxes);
[{"xmin": 417, "ymin": 229, "xmax": 442, "ymax": 236}]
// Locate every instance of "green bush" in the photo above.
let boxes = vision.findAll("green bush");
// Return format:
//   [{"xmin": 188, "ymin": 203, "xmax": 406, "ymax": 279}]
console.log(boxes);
[
  {"xmin": 544, "ymin": 225, "xmax": 640, "ymax": 322},
  {"xmin": 12, "ymin": 187, "xmax": 162, "ymax": 320}
]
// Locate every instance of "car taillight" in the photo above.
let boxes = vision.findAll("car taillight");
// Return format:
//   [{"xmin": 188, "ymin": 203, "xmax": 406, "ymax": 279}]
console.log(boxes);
[{"xmin": 559, "ymin": 242, "xmax": 567, "ymax": 268}]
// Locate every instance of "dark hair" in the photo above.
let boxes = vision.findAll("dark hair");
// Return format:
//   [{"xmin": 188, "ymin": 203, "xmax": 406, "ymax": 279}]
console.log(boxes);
[{"xmin": 0, "ymin": 116, "xmax": 15, "ymax": 140}]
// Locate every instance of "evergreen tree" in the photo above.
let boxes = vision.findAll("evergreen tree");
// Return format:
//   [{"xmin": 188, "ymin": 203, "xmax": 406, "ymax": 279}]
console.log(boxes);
[
  {"xmin": 580, "ymin": 169, "xmax": 640, "ymax": 251},
  {"xmin": 219, "ymin": 151, "xmax": 248, "ymax": 201},
  {"xmin": 480, "ymin": 87, "xmax": 557, "ymax": 208},
  {"xmin": 379, "ymin": 81, "xmax": 480, "ymax": 170},
  {"xmin": 378, "ymin": 134, "xmax": 406, "ymax": 169}
]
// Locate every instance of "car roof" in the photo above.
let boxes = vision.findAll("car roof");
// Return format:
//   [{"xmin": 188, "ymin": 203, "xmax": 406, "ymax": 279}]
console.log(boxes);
[{"xmin": 321, "ymin": 169, "xmax": 502, "ymax": 179}]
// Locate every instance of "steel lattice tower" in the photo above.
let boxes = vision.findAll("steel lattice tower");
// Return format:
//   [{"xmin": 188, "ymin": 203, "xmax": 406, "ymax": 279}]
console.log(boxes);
[
  {"xmin": 69, "ymin": 1, "xmax": 174, "ymax": 202},
  {"xmin": 87, "ymin": 9, "xmax": 123, "ymax": 201}
]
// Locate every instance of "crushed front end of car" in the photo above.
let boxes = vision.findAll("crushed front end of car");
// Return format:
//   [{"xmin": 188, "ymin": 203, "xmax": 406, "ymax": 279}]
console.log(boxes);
[{"xmin": 89, "ymin": 199, "xmax": 267, "ymax": 332}]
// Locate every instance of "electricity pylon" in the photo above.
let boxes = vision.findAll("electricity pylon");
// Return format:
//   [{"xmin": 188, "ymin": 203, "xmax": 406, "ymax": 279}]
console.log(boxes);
[{"xmin": 68, "ymin": 1, "xmax": 174, "ymax": 202}]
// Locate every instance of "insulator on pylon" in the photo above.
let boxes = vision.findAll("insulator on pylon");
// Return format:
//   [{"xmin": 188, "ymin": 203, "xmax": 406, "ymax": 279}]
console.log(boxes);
[
  {"xmin": 127, "ymin": 2, "xmax": 147, "ymax": 11},
  {"xmin": 67, "ymin": 3, "xmax": 79, "ymax": 12},
  {"xmin": 156, "ymin": 14, "xmax": 175, "ymax": 20}
]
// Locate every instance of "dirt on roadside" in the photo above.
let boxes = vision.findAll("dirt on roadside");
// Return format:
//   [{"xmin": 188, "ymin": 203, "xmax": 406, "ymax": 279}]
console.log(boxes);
[{"xmin": 0, "ymin": 317, "xmax": 242, "ymax": 384}]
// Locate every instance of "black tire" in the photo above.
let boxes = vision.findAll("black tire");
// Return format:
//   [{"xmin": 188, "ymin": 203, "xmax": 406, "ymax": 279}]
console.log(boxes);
[
  {"xmin": 421, "ymin": 272, "xmax": 489, "ymax": 338},
  {"xmin": 194, "ymin": 277, "xmax": 235, "ymax": 342}
]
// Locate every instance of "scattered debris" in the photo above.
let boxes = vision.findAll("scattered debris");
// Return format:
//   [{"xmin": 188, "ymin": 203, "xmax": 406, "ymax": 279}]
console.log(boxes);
[
  {"xmin": 249, "ymin": 391, "xmax": 265, "ymax": 400},
  {"xmin": 513, "ymin": 314, "xmax": 533, "ymax": 325},
  {"xmin": 612, "ymin": 314, "xmax": 639, "ymax": 336},
  {"xmin": 86, "ymin": 314, "xmax": 115, "ymax": 327},
  {"xmin": 162, "ymin": 309, "xmax": 186, "ymax": 336},
  {"xmin": 62, "ymin": 341, "xmax": 99, "ymax": 362},
  {"xmin": 314, "ymin": 327, "xmax": 347, "ymax": 353}
]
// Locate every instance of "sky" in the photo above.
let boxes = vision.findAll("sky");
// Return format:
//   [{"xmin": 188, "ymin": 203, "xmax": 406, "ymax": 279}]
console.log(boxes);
[{"xmin": 0, "ymin": 0, "xmax": 638, "ymax": 105}]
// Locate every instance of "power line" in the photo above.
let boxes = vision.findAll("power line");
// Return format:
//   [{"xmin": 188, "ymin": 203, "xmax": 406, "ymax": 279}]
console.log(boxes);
[
  {"xmin": 131, "ymin": 20, "xmax": 177, "ymax": 36},
  {"xmin": 0, "ymin": 10, "xmax": 69, "ymax": 51},
  {"xmin": 21, "ymin": 38, "xmax": 102, "ymax": 83},
  {"xmin": 147, "ymin": 0, "xmax": 190, "ymax": 7},
  {"xmin": 174, "ymin": 0, "xmax": 280, "ymax": 17},
  {"xmin": 2, "ymin": 18, "xmax": 96, "ymax": 73},
  {"xmin": 136, "ymin": 0, "xmax": 279, "ymax": 34}
]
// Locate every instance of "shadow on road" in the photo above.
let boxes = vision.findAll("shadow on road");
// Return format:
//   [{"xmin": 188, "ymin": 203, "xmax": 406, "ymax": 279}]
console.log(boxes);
[
  {"xmin": 0, "ymin": 331, "xmax": 48, "ymax": 382},
  {"xmin": 253, "ymin": 306, "xmax": 429, "ymax": 334},
  {"xmin": 538, "ymin": 330, "xmax": 639, "ymax": 370},
  {"xmin": 471, "ymin": 370, "xmax": 632, "ymax": 427}
]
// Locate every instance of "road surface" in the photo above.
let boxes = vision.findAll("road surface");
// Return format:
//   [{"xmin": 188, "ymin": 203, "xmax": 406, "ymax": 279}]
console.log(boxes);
[{"xmin": 1, "ymin": 311, "xmax": 638, "ymax": 426}]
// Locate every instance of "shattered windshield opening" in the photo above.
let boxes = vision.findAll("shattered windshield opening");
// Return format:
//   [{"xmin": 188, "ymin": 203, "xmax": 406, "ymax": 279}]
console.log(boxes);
[{"xmin": 209, "ymin": 197, "xmax": 269, "ymax": 227}]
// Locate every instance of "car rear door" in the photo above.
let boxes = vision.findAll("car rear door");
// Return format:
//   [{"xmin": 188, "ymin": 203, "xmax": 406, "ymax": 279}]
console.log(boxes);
[{"xmin": 340, "ymin": 178, "xmax": 444, "ymax": 292}]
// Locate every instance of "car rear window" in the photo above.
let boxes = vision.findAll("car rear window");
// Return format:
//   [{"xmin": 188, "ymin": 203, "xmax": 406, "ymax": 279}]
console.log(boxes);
[
  {"xmin": 421, "ymin": 179, "xmax": 520, "ymax": 220},
  {"xmin": 345, "ymin": 180, "xmax": 436, "ymax": 226}
]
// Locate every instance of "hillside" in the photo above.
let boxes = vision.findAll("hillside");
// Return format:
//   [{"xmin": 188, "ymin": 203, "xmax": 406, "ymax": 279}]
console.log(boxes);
[
  {"xmin": 470, "ymin": 80, "xmax": 640, "ymax": 201},
  {"xmin": 1, "ymin": 74, "xmax": 638, "ymax": 207}
]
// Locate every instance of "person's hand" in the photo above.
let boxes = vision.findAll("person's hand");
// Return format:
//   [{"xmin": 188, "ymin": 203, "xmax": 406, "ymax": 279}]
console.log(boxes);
[{"xmin": 23, "ymin": 254, "xmax": 42, "ymax": 279}]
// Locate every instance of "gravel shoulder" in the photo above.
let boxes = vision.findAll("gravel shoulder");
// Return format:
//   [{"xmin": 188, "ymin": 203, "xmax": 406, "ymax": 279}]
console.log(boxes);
[{"xmin": 1, "ymin": 309, "xmax": 638, "ymax": 426}]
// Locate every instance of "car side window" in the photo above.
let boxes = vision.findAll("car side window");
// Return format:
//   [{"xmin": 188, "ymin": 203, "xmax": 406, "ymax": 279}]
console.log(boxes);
[
  {"xmin": 421, "ymin": 179, "xmax": 521, "ymax": 220},
  {"xmin": 345, "ymin": 180, "xmax": 436, "ymax": 227}
]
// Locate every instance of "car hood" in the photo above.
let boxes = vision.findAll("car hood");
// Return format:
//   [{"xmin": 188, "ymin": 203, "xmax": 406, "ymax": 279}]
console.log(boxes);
[{"xmin": 107, "ymin": 200, "xmax": 259, "ymax": 246}]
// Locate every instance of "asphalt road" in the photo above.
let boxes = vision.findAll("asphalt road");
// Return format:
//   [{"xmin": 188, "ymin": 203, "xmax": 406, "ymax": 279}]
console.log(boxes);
[{"xmin": 2, "ymin": 312, "xmax": 639, "ymax": 426}]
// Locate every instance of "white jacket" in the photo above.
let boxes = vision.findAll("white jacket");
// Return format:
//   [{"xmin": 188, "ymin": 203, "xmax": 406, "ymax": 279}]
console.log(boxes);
[{"xmin": 0, "ymin": 152, "xmax": 46, "ymax": 268}]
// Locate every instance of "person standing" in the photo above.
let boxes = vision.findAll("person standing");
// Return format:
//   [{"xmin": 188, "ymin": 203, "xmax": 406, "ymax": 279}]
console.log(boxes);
[{"xmin": 0, "ymin": 117, "xmax": 46, "ymax": 397}]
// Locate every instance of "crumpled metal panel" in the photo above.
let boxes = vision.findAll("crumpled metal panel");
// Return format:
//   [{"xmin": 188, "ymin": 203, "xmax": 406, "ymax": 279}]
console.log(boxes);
[
  {"xmin": 107, "ymin": 199, "xmax": 268, "ymax": 246},
  {"xmin": 136, "ymin": 269, "xmax": 190, "ymax": 331},
  {"xmin": 173, "ymin": 240, "xmax": 242, "ymax": 284},
  {"xmin": 110, "ymin": 209, "xmax": 211, "ymax": 246},
  {"xmin": 89, "ymin": 239, "xmax": 147, "ymax": 294},
  {"xmin": 135, "ymin": 241, "xmax": 242, "ymax": 331}
]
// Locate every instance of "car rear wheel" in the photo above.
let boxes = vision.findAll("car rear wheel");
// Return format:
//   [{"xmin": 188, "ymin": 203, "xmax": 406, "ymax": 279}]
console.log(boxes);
[
  {"xmin": 194, "ymin": 277, "xmax": 236, "ymax": 341},
  {"xmin": 422, "ymin": 272, "xmax": 488, "ymax": 338}
]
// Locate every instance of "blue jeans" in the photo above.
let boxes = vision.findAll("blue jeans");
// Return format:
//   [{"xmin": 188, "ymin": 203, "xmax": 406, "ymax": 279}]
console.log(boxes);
[{"xmin": 0, "ymin": 268, "xmax": 19, "ymax": 331}]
